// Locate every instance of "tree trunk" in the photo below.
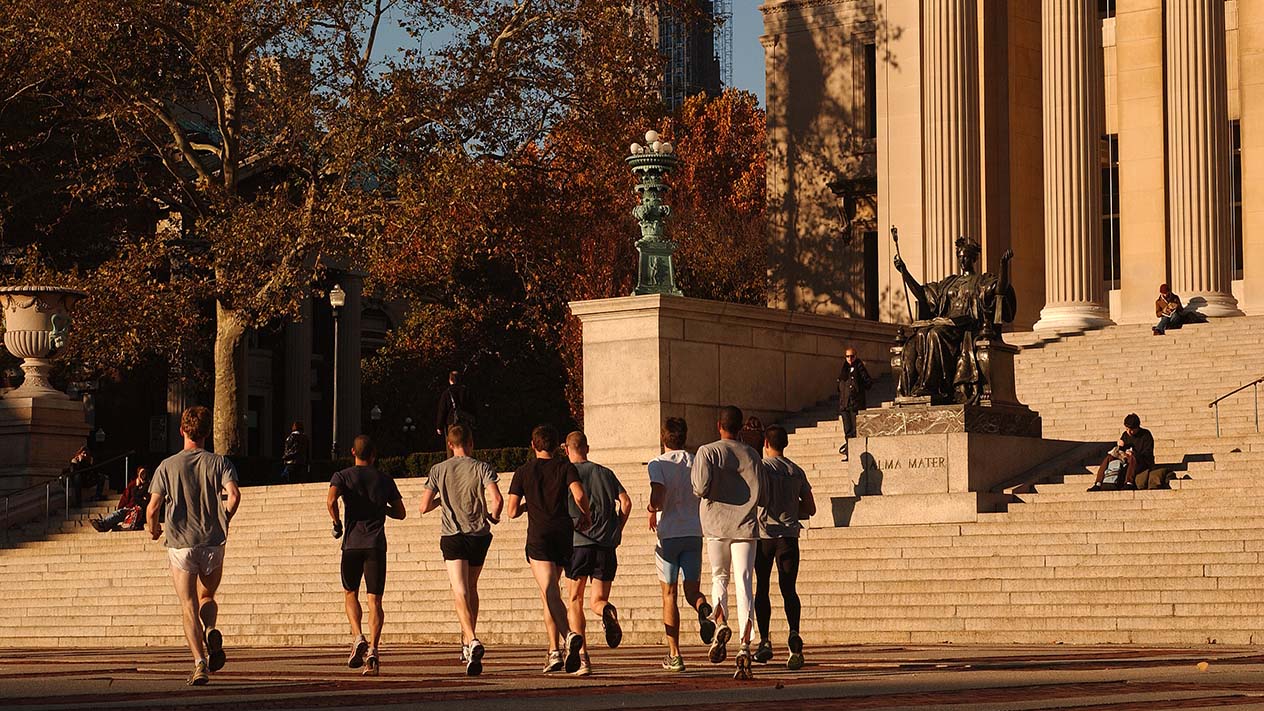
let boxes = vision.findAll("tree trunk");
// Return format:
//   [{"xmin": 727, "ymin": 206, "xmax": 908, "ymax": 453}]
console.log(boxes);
[{"xmin": 213, "ymin": 302, "xmax": 247, "ymax": 455}]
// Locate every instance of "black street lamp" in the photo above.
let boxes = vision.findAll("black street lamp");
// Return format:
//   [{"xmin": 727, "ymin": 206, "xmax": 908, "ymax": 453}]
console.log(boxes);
[{"xmin": 329, "ymin": 283, "xmax": 346, "ymax": 460}]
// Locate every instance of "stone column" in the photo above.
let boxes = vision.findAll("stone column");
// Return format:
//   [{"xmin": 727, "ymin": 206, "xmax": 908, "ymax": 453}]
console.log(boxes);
[
  {"xmin": 1033, "ymin": 0, "xmax": 1114, "ymax": 332},
  {"xmin": 1240, "ymin": 0, "xmax": 1264, "ymax": 314},
  {"xmin": 283, "ymin": 297, "xmax": 313, "ymax": 433},
  {"xmin": 1165, "ymin": 2, "xmax": 1243, "ymax": 317},
  {"xmin": 921, "ymin": 0, "xmax": 981, "ymax": 281}
]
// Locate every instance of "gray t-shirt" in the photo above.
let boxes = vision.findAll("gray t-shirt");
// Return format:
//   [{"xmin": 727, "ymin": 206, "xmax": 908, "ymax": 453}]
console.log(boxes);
[
  {"xmin": 151, "ymin": 448, "xmax": 239, "ymax": 549},
  {"xmin": 758, "ymin": 455, "xmax": 812, "ymax": 539},
  {"xmin": 691, "ymin": 438, "xmax": 761, "ymax": 540},
  {"xmin": 570, "ymin": 461, "xmax": 627, "ymax": 548},
  {"xmin": 425, "ymin": 456, "xmax": 499, "ymax": 537}
]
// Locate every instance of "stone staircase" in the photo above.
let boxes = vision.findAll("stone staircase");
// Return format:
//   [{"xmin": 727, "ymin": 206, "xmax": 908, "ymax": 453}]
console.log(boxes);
[{"xmin": 3, "ymin": 317, "xmax": 1264, "ymax": 648}]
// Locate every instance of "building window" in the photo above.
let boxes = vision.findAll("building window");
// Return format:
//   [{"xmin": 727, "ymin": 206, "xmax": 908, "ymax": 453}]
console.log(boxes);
[
  {"xmin": 1231, "ymin": 119, "xmax": 1243, "ymax": 279},
  {"xmin": 1098, "ymin": 0, "xmax": 1116, "ymax": 20},
  {"xmin": 1102, "ymin": 134, "xmax": 1121, "ymax": 288},
  {"xmin": 864, "ymin": 43, "xmax": 877, "ymax": 139}
]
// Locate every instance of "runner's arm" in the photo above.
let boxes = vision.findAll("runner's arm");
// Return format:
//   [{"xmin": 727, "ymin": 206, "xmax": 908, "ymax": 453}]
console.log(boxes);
[
  {"xmin": 616, "ymin": 491, "xmax": 632, "ymax": 531},
  {"xmin": 386, "ymin": 496, "xmax": 407, "ymax": 520},
  {"xmin": 506, "ymin": 493, "xmax": 524, "ymax": 519},
  {"xmin": 799, "ymin": 489, "xmax": 817, "ymax": 519},
  {"xmin": 418, "ymin": 488, "xmax": 440, "ymax": 515},
  {"xmin": 326, "ymin": 486, "xmax": 341, "ymax": 526},
  {"xmin": 145, "ymin": 490, "xmax": 163, "ymax": 541},
  {"xmin": 568, "ymin": 481, "xmax": 591, "ymax": 531},
  {"xmin": 223, "ymin": 479, "xmax": 241, "ymax": 523},
  {"xmin": 486, "ymin": 481, "xmax": 504, "ymax": 523}
]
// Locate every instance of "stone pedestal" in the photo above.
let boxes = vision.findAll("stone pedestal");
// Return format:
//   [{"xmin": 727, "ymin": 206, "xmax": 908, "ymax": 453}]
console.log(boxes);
[
  {"xmin": 569, "ymin": 294, "xmax": 899, "ymax": 467},
  {"xmin": 835, "ymin": 402, "xmax": 1063, "ymax": 526},
  {"xmin": 0, "ymin": 396, "xmax": 90, "ymax": 494},
  {"xmin": 830, "ymin": 426, "xmax": 1077, "ymax": 527},
  {"xmin": 858, "ymin": 402, "xmax": 1041, "ymax": 438}
]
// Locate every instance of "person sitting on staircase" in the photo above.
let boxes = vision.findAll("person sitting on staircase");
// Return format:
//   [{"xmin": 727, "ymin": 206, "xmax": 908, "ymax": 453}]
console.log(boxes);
[
  {"xmin": 92, "ymin": 466, "xmax": 150, "ymax": 532},
  {"xmin": 1087, "ymin": 414, "xmax": 1155, "ymax": 492}
]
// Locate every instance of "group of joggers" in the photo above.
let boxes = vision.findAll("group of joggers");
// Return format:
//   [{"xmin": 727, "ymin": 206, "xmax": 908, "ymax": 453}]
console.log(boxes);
[{"xmin": 147, "ymin": 404, "xmax": 814, "ymax": 685}]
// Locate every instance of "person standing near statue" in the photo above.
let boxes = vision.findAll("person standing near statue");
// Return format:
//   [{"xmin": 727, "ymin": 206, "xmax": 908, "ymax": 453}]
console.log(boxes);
[
  {"xmin": 893, "ymin": 237, "xmax": 1016, "ymax": 404},
  {"xmin": 836, "ymin": 348, "xmax": 872, "ymax": 462}
]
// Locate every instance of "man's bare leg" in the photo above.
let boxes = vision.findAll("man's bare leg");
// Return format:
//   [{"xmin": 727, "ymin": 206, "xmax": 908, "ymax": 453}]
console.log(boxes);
[
  {"xmin": 196, "ymin": 565, "xmax": 225, "ymax": 670},
  {"xmin": 196, "ymin": 565, "xmax": 222, "ymax": 631},
  {"xmin": 170, "ymin": 567, "xmax": 206, "ymax": 663},
  {"xmin": 566, "ymin": 576, "xmax": 589, "ymax": 654},
  {"xmin": 366, "ymin": 593, "xmax": 384, "ymax": 651},
  {"xmin": 661, "ymin": 582, "xmax": 681, "ymax": 657},
  {"xmin": 467, "ymin": 565, "xmax": 483, "ymax": 636},
  {"xmin": 528, "ymin": 559, "xmax": 569, "ymax": 650},
  {"xmin": 445, "ymin": 560, "xmax": 477, "ymax": 644},
  {"xmin": 344, "ymin": 590, "xmax": 364, "ymax": 640},
  {"xmin": 587, "ymin": 579, "xmax": 613, "ymax": 618}
]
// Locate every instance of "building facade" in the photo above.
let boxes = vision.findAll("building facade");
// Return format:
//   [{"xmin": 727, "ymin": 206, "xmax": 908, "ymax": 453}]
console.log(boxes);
[{"xmin": 762, "ymin": 0, "xmax": 1259, "ymax": 331}]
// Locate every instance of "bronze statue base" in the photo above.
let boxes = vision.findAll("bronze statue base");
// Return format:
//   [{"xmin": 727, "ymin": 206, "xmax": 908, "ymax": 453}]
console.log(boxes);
[{"xmin": 857, "ymin": 402, "xmax": 1042, "ymax": 438}]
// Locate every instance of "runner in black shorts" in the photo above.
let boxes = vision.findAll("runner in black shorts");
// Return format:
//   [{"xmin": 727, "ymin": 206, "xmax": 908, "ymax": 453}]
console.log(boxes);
[
  {"xmin": 507, "ymin": 424, "xmax": 591, "ymax": 675},
  {"xmin": 328, "ymin": 435, "xmax": 405, "ymax": 676},
  {"xmin": 562, "ymin": 431, "xmax": 632, "ymax": 676},
  {"xmin": 420, "ymin": 423, "xmax": 503, "ymax": 676}
]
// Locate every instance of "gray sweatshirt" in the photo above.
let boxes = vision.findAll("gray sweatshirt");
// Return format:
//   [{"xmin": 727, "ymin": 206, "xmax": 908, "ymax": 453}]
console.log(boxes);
[{"xmin": 690, "ymin": 438, "xmax": 761, "ymax": 539}]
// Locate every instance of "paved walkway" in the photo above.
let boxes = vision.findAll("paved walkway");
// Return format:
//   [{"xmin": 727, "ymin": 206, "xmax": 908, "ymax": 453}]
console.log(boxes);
[{"xmin": 2, "ymin": 644, "xmax": 1264, "ymax": 710}]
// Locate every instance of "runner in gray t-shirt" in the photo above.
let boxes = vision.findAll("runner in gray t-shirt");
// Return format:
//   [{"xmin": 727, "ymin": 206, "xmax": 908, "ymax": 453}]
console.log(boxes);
[
  {"xmin": 561, "ymin": 431, "xmax": 631, "ymax": 676},
  {"xmin": 145, "ymin": 406, "xmax": 241, "ymax": 686},
  {"xmin": 419, "ymin": 424, "xmax": 503, "ymax": 676}
]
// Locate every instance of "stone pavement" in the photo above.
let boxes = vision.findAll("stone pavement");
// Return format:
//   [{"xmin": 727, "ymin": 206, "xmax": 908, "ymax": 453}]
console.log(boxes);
[{"xmin": 2, "ymin": 644, "xmax": 1264, "ymax": 710}]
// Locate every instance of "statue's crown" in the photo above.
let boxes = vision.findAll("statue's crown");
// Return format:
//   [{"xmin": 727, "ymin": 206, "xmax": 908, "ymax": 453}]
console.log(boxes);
[{"xmin": 954, "ymin": 236, "xmax": 981, "ymax": 256}]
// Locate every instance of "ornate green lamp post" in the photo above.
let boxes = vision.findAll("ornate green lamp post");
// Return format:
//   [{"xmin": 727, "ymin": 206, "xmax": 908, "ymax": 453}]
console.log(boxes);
[{"xmin": 627, "ymin": 130, "xmax": 683, "ymax": 296}]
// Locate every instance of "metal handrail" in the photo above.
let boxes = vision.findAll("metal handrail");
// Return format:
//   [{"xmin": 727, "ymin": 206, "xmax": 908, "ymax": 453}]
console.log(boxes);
[
  {"xmin": 1, "ymin": 450, "xmax": 136, "ymax": 542},
  {"xmin": 1208, "ymin": 377, "xmax": 1264, "ymax": 437}
]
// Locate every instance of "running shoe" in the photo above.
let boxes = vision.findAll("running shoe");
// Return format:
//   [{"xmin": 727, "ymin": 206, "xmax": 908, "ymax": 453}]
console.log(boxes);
[
  {"xmin": 709, "ymin": 625, "xmax": 731, "ymax": 664},
  {"xmin": 734, "ymin": 646, "xmax": 754, "ymax": 680},
  {"xmin": 459, "ymin": 645, "xmax": 468, "ymax": 663},
  {"xmin": 466, "ymin": 638, "xmax": 485, "ymax": 677},
  {"xmin": 187, "ymin": 659, "xmax": 209, "ymax": 686},
  {"xmin": 754, "ymin": 639, "xmax": 773, "ymax": 664},
  {"xmin": 348, "ymin": 635, "xmax": 369, "ymax": 669},
  {"xmin": 602, "ymin": 603, "xmax": 622, "ymax": 648},
  {"xmin": 697, "ymin": 602, "xmax": 716, "ymax": 644},
  {"xmin": 572, "ymin": 653, "xmax": 591, "ymax": 677},
  {"xmin": 543, "ymin": 649, "xmax": 564, "ymax": 673},
  {"xmin": 787, "ymin": 630, "xmax": 805, "ymax": 670},
  {"xmin": 363, "ymin": 649, "xmax": 379, "ymax": 676},
  {"xmin": 563, "ymin": 632, "xmax": 585, "ymax": 674},
  {"xmin": 661, "ymin": 654, "xmax": 686, "ymax": 673},
  {"xmin": 205, "ymin": 628, "xmax": 226, "ymax": 672}
]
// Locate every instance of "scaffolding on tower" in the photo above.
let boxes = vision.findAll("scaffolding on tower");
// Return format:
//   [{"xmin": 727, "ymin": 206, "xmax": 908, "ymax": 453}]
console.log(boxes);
[{"xmin": 713, "ymin": 0, "xmax": 733, "ymax": 88}]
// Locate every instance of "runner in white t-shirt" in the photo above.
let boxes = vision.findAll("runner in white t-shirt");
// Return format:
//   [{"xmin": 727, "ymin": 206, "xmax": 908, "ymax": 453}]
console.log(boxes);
[{"xmin": 647, "ymin": 417, "xmax": 716, "ymax": 673}]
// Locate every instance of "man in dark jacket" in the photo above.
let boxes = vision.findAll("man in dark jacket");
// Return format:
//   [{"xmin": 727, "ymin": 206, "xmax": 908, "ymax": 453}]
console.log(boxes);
[
  {"xmin": 436, "ymin": 371, "xmax": 475, "ymax": 436},
  {"xmin": 281, "ymin": 422, "xmax": 310, "ymax": 484},
  {"xmin": 836, "ymin": 348, "xmax": 872, "ymax": 462}
]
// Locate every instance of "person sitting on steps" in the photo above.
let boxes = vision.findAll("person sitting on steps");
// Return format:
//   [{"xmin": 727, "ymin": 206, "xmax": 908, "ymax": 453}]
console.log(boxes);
[{"xmin": 1088, "ymin": 413, "xmax": 1154, "ymax": 492}]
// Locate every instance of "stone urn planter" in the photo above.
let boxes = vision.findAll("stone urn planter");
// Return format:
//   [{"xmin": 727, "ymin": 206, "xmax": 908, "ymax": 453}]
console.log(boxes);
[{"xmin": 0, "ymin": 286, "xmax": 87, "ymax": 399}]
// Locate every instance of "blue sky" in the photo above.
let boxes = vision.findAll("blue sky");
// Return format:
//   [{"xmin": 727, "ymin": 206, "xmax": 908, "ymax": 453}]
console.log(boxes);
[{"xmin": 729, "ymin": 2, "xmax": 767, "ymax": 105}]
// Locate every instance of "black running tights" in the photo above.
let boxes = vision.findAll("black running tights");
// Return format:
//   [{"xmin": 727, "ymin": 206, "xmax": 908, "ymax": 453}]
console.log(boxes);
[{"xmin": 754, "ymin": 537, "xmax": 801, "ymax": 641}]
